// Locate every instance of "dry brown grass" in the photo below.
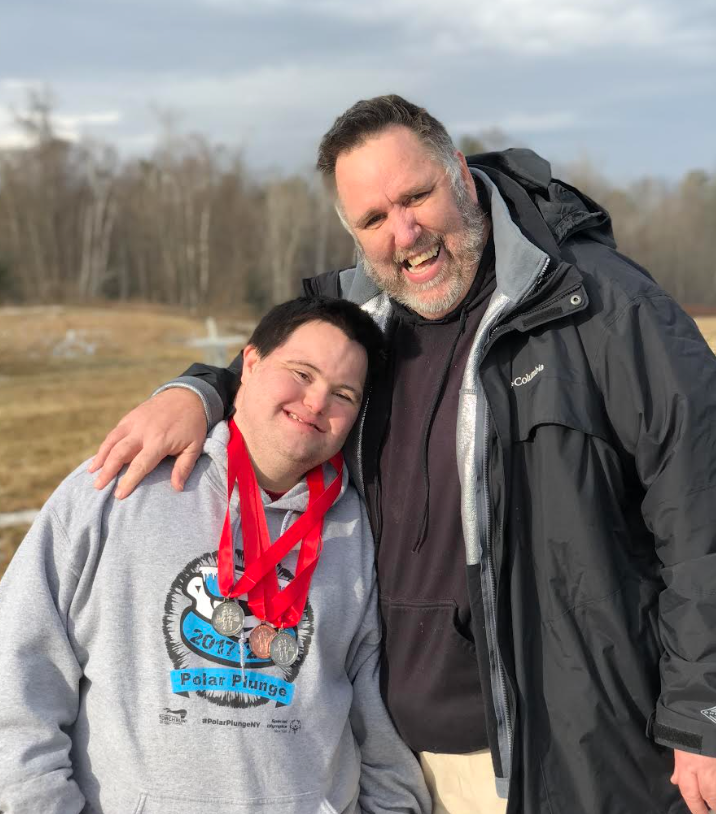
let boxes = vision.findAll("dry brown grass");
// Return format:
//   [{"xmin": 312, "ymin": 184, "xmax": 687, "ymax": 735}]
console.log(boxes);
[
  {"xmin": 0, "ymin": 304, "xmax": 248, "ymax": 578},
  {"xmin": 1, "ymin": 306, "xmax": 715, "ymax": 580},
  {"xmin": 697, "ymin": 317, "xmax": 716, "ymax": 350}
]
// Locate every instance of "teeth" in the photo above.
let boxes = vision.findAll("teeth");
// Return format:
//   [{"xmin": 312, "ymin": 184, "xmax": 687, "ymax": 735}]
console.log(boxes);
[
  {"xmin": 407, "ymin": 244, "xmax": 439, "ymax": 269},
  {"xmin": 288, "ymin": 412, "xmax": 316, "ymax": 429}
]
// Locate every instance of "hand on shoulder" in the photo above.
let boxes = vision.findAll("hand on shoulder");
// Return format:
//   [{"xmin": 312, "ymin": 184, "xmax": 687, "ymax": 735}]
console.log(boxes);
[{"xmin": 89, "ymin": 388, "xmax": 207, "ymax": 498}]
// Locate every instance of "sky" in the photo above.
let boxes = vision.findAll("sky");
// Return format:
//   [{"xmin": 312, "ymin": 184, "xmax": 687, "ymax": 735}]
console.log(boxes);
[{"xmin": 0, "ymin": 0, "xmax": 714, "ymax": 183}]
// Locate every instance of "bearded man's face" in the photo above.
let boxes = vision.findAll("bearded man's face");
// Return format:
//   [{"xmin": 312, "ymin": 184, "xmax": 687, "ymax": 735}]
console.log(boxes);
[{"xmin": 335, "ymin": 125, "xmax": 488, "ymax": 319}]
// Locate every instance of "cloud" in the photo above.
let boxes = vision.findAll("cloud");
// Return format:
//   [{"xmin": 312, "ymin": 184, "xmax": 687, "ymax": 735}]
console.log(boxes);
[
  {"xmin": 53, "ymin": 110, "xmax": 122, "ymax": 141},
  {"xmin": 197, "ymin": 0, "xmax": 715, "ymax": 60},
  {"xmin": 0, "ymin": 101, "xmax": 122, "ymax": 148},
  {"xmin": 459, "ymin": 0, "xmax": 686, "ymax": 54},
  {"xmin": 119, "ymin": 61, "xmax": 415, "ymax": 128},
  {"xmin": 453, "ymin": 111, "xmax": 581, "ymax": 136},
  {"xmin": 0, "ymin": 78, "xmax": 36, "ymax": 92},
  {"xmin": 0, "ymin": 130, "xmax": 29, "ymax": 149},
  {"xmin": 0, "ymin": 108, "xmax": 29, "ymax": 149}
]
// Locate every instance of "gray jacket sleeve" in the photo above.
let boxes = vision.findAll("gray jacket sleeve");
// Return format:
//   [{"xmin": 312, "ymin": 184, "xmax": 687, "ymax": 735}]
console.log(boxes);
[
  {"xmin": 0, "ymin": 500, "xmax": 85, "ymax": 814},
  {"xmin": 595, "ymin": 293, "xmax": 716, "ymax": 756},
  {"xmin": 345, "ymin": 507, "xmax": 431, "ymax": 814}
]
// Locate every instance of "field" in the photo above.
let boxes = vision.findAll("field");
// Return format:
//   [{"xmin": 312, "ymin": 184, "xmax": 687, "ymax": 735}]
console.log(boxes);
[
  {"xmin": 699, "ymin": 317, "xmax": 716, "ymax": 349},
  {"xmin": 1, "ymin": 308, "xmax": 715, "ymax": 579},
  {"xmin": 0, "ymin": 305, "xmax": 252, "ymax": 578}
]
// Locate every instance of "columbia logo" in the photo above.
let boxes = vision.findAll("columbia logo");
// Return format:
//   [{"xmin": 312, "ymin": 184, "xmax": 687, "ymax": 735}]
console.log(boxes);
[
  {"xmin": 511, "ymin": 364, "xmax": 544, "ymax": 388},
  {"xmin": 701, "ymin": 706, "xmax": 716, "ymax": 725}
]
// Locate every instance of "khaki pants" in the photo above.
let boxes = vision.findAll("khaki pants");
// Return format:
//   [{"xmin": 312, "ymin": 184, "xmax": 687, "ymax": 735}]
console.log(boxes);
[{"xmin": 419, "ymin": 749, "xmax": 508, "ymax": 814}]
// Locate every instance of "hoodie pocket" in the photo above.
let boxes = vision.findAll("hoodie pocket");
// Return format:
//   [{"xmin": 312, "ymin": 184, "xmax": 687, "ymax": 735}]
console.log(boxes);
[
  {"xmin": 136, "ymin": 791, "xmax": 321, "ymax": 813},
  {"xmin": 379, "ymin": 598, "xmax": 486, "ymax": 753}
]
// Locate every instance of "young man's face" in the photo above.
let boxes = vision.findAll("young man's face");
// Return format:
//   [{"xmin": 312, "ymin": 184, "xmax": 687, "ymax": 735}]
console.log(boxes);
[
  {"xmin": 234, "ymin": 320, "xmax": 367, "ymax": 488},
  {"xmin": 335, "ymin": 125, "xmax": 484, "ymax": 320}
]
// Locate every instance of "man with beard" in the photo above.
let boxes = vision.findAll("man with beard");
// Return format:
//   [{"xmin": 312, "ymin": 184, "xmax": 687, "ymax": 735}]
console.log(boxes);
[
  {"xmin": 0, "ymin": 296, "xmax": 430, "ymax": 814},
  {"xmin": 89, "ymin": 96, "xmax": 716, "ymax": 814}
]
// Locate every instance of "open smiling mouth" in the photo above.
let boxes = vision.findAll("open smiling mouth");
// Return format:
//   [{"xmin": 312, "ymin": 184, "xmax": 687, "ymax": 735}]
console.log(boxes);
[
  {"xmin": 284, "ymin": 410, "xmax": 324, "ymax": 433},
  {"xmin": 402, "ymin": 243, "xmax": 441, "ymax": 275}
]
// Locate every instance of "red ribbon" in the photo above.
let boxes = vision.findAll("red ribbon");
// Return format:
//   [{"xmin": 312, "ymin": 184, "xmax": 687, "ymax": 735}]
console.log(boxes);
[{"xmin": 217, "ymin": 418, "xmax": 343, "ymax": 629}]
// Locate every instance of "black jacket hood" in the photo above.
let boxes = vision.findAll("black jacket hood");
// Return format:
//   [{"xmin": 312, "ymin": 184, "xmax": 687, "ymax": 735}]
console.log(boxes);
[{"xmin": 466, "ymin": 148, "xmax": 616, "ymax": 252}]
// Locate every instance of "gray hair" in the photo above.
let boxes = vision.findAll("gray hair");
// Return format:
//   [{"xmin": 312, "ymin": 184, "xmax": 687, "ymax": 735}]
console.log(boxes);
[
  {"xmin": 317, "ymin": 95, "xmax": 462, "ymax": 190},
  {"xmin": 319, "ymin": 95, "xmax": 466, "ymax": 231}
]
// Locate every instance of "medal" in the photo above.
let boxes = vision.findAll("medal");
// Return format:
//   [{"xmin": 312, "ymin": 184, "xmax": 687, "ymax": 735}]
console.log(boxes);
[
  {"xmin": 248, "ymin": 623, "xmax": 277, "ymax": 659},
  {"xmin": 269, "ymin": 631, "xmax": 300, "ymax": 667},
  {"xmin": 211, "ymin": 600, "xmax": 245, "ymax": 637},
  {"xmin": 215, "ymin": 420, "xmax": 344, "ymax": 662}
]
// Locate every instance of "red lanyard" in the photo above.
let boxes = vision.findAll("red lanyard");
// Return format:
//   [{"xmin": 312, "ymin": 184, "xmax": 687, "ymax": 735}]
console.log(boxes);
[{"xmin": 217, "ymin": 419, "xmax": 343, "ymax": 628}]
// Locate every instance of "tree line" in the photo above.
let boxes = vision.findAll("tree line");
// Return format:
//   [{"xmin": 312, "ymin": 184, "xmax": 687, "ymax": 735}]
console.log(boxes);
[{"xmin": 0, "ymin": 95, "xmax": 714, "ymax": 310}]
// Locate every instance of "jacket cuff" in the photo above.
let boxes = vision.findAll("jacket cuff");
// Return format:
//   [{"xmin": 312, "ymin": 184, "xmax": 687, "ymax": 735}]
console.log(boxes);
[
  {"xmin": 152, "ymin": 377, "xmax": 225, "ymax": 431},
  {"xmin": 652, "ymin": 704, "xmax": 716, "ymax": 757}
]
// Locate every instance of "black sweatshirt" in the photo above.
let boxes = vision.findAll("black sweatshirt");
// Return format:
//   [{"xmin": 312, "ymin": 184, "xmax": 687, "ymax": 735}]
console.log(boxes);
[{"xmin": 364, "ymin": 238, "xmax": 497, "ymax": 753}]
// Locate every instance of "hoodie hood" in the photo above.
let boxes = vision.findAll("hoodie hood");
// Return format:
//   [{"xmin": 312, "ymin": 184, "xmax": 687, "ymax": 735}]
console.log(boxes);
[{"xmin": 202, "ymin": 421, "xmax": 351, "ymax": 517}]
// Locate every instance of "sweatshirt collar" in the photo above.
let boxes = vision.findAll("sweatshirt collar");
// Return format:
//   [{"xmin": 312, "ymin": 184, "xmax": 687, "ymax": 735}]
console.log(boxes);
[{"xmin": 203, "ymin": 421, "xmax": 350, "ymax": 512}]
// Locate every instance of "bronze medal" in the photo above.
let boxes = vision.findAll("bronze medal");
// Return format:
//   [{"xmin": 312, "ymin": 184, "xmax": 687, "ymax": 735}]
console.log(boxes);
[
  {"xmin": 270, "ymin": 630, "xmax": 299, "ymax": 667},
  {"xmin": 249, "ymin": 623, "xmax": 277, "ymax": 659},
  {"xmin": 211, "ymin": 600, "xmax": 245, "ymax": 637}
]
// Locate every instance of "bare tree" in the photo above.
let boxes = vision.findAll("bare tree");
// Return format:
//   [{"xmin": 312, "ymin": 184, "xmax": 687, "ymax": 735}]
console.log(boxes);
[
  {"xmin": 0, "ymin": 94, "xmax": 712, "ymax": 309},
  {"xmin": 263, "ymin": 176, "xmax": 313, "ymax": 304}
]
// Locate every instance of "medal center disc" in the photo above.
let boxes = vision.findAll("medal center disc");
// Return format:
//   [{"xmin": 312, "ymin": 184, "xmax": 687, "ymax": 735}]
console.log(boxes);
[
  {"xmin": 270, "ymin": 631, "xmax": 299, "ymax": 667},
  {"xmin": 249, "ymin": 623, "xmax": 278, "ymax": 659},
  {"xmin": 211, "ymin": 601, "xmax": 245, "ymax": 637}
]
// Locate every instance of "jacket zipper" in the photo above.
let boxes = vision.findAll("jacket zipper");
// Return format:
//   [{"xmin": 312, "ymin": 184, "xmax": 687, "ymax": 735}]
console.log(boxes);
[
  {"xmin": 474, "ymin": 255, "xmax": 563, "ymax": 783},
  {"xmin": 481, "ymin": 400, "xmax": 513, "ymax": 765},
  {"xmin": 477, "ymin": 266, "xmax": 585, "ymax": 784},
  {"xmin": 471, "ymin": 285, "xmax": 522, "ymax": 783}
]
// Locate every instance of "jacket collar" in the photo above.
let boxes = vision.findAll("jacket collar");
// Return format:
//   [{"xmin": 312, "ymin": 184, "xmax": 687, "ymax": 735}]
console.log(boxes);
[{"xmin": 466, "ymin": 147, "xmax": 615, "ymax": 248}]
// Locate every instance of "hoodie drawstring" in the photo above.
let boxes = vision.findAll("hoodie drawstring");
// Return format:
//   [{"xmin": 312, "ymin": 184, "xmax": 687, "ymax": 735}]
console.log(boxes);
[{"xmin": 412, "ymin": 306, "xmax": 468, "ymax": 553}]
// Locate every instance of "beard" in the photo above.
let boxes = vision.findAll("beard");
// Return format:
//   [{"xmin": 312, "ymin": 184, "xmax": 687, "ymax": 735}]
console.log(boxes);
[{"xmin": 356, "ymin": 183, "xmax": 489, "ymax": 318}]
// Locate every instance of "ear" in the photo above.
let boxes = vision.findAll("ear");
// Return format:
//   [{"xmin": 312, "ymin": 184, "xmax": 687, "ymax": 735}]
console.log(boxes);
[
  {"xmin": 456, "ymin": 151, "xmax": 478, "ymax": 203},
  {"xmin": 241, "ymin": 345, "xmax": 261, "ymax": 384}
]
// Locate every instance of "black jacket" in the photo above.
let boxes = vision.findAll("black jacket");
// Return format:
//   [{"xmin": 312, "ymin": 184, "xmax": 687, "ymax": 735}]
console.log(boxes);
[{"xmin": 181, "ymin": 150, "xmax": 716, "ymax": 813}]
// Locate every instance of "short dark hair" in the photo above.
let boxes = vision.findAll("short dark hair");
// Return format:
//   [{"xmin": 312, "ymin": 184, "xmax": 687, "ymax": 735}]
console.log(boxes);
[
  {"xmin": 316, "ymin": 94, "xmax": 458, "ymax": 183},
  {"xmin": 248, "ymin": 296, "xmax": 385, "ymax": 387}
]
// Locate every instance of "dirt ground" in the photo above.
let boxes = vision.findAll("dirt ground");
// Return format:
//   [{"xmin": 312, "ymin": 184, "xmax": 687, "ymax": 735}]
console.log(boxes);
[{"xmin": 1, "ymin": 307, "xmax": 715, "ymax": 580}]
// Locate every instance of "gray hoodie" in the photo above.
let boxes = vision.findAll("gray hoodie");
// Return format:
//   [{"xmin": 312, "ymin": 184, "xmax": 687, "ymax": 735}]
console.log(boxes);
[{"xmin": 0, "ymin": 423, "xmax": 430, "ymax": 814}]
